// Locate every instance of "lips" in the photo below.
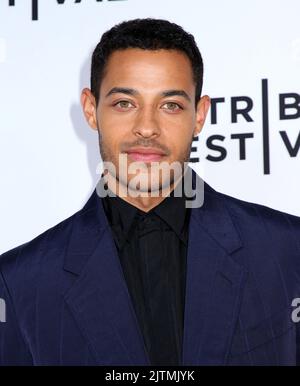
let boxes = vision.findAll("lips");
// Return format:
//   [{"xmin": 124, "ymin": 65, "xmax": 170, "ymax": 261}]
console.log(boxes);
[{"xmin": 125, "ymin": 147, "xmax": 167, "ymax": 162}]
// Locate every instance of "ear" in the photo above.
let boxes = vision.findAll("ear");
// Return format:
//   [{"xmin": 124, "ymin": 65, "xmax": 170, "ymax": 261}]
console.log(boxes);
[
  {"xmin": 81, "ymin": 88, "xmax": 98, "ymax": 130},
  {"xmin": 193, "ymin": 95, "xmax": 210, "ymax": 137}
]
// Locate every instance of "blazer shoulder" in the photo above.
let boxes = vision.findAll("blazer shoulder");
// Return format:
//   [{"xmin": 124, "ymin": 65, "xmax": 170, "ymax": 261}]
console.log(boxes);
[
  {"xmin": 209, "ymin": 185, "xmax": 300, "ymax": 250},
  {"xmin": 221, "ymin": 188, "xmax": 300, "ymax": 223},
  {"xmin": 0, "ymin": 207, "xmax": 79, "ymax": 277}
]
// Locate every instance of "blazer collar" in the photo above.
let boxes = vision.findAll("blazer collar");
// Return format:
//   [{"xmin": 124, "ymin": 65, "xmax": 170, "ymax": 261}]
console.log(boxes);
[
  {"xmin": 64, "ymin": 166, "xmax": 242, "ymax": 276},
  {"xmin": 63, "ymin": 167, "xmax": 246, "ymax": 365}
]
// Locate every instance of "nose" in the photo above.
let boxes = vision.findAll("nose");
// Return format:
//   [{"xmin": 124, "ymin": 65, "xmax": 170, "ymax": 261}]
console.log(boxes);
[{"xmin": 132, "ymin": 106, "xmax": 161, "ymax": 139}]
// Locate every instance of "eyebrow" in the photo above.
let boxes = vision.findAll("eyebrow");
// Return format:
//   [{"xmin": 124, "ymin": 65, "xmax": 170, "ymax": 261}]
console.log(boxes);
[
  {"xmin": 105, "ymin": 87, "xmax": 191, "ymax": 102},
  {"xmin": 161, "ymin": 89, "xmax": 191, "ymax": 102},
  {"xmin": 105, "ymin": 87, "xmax": 137, "ymax": 98}
]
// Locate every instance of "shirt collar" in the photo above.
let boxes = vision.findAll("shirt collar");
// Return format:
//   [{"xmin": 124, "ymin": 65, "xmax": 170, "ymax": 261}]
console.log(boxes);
[
  {"xmin": 101, "ymin": 175, "xmax": 190, "ymax": 250},
  {"xmin": 101, "ymin": 191, "xmax": 138, "ymax": 250}
]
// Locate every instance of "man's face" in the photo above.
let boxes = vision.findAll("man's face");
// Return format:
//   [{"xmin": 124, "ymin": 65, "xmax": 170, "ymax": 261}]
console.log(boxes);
[{"xmin": 82, "ymin": 48, "xmax": 210, "ymax": 194}]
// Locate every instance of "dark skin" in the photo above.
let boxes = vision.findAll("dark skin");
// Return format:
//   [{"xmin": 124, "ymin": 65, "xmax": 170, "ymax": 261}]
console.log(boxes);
[{"xmin": 81, "ymin": 48, "xmax": 210, "ymax": 212}]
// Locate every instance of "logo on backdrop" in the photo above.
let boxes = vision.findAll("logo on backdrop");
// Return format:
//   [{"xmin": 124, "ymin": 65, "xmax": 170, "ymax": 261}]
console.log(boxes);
[
  {"xmin": 6, "ymin": 3, "xmax": 300, "ymax": 174},
  {"xmin": 8, "ymin": 0, "xmax": 127, "ymax": 21},
  {"xmin": 190, "ymin": 79, "xmax": 300, "ymax": 174}
]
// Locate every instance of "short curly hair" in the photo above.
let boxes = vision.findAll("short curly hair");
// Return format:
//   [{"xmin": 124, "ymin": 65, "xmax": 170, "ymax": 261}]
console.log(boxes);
[{"xmin": 90, "ymin": 18, "xmax": 204, "ymax": 107}]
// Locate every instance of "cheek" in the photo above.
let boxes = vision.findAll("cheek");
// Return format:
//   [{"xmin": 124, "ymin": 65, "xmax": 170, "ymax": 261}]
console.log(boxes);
[
  {"xmin": 163, "ymin": 111, "xmax": 195, "ymax": 133},
  {"xmin": 99, "ymin": 129, "xmax": 133, "ymax": 166},
  {"xmin": 98, "ymin": 109, "xmax": 132, "ymax": 139},
  {"xmin": 99, "ymin": 106, "xmax": 133, "ymax": 126},
  {"xmin": 166, "ymin": 122, "xmax": 194, "ymax": 154}
]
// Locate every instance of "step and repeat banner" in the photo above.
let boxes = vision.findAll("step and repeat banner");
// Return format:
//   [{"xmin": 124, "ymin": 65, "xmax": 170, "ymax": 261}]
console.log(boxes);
[{"xmin": 1, "ymin": 0, "xmax": 300, "ymax": 253}]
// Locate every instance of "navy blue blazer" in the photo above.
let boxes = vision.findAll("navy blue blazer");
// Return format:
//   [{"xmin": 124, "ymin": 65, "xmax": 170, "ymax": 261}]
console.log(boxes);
[{"xmin": 1, "ymin": 169, "xmax": 300, "ymax": 366}]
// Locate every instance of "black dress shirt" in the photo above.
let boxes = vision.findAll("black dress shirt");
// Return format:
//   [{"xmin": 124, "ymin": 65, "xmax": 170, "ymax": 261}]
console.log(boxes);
[{"xmin": 101, "ymin": 179, "xmax": 191, "ymax": 366}]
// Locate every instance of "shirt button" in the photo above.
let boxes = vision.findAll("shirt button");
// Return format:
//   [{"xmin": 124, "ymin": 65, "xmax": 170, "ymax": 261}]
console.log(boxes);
[{"xmin": 143, "ymin": 217, "xmax": 152, "ymax": 225}]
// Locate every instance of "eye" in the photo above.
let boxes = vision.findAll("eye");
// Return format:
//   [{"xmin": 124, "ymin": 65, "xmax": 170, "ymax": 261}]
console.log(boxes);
[
  {"xmin": 161, "ymin": 102, "xmax": 183, "ymax": 111},
  {"xmin": 113, "ymin": 100, "xmax": 135, "ymax": 110}
]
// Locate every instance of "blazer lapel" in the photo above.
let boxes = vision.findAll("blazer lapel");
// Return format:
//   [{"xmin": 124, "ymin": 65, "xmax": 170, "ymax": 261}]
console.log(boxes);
[
  {"xmin": 62, "ymin": 169, "xmax": 247, "ymax": 366},
  {"xmin": 63, "ymin": 185, "xmax": 150, "ymax": 365},
  {"xmin": 182, "ymin": 171, "xmax": 248, "ymax": 365}
]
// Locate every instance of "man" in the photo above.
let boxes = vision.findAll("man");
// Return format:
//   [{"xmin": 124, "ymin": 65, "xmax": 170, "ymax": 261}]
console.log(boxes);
[{"xmin": 1, "ymin": 18, "xmax": 300, "ymax": 366}]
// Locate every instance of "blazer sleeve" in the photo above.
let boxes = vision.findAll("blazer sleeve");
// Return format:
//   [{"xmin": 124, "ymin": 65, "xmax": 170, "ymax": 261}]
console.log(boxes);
[{"xmin": 0, "ymin": 263, "xmax": 33, "ymax": 366}]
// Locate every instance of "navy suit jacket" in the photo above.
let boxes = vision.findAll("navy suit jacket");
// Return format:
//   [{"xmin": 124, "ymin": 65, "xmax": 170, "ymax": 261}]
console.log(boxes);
[{"xmin": 1, "ymin": 169, "xmax": 300, "ymax": 366}]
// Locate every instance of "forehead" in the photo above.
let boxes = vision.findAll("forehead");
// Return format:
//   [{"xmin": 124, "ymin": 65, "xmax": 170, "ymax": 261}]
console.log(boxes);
[{"xmin": 100, "ymin": 48, "xmax": 195, "ymax": 93}]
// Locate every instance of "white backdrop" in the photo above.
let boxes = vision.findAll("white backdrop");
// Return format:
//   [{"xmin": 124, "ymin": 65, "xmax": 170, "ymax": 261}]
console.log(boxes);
[{"xmin": 1, "ymin": 0, "xmax": 300, "ymax": 254}]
